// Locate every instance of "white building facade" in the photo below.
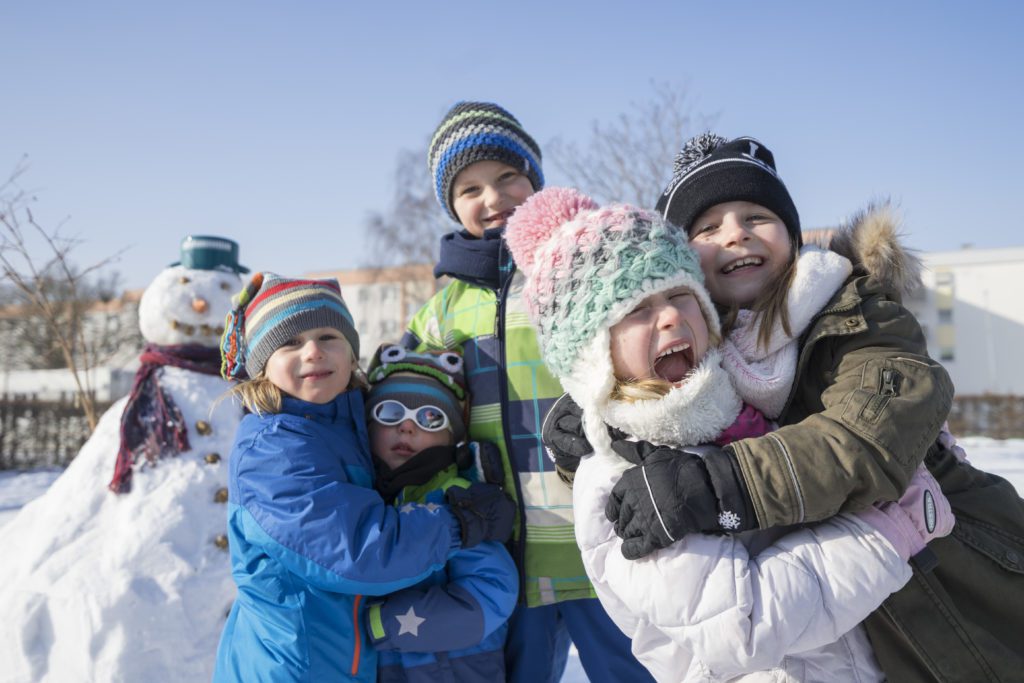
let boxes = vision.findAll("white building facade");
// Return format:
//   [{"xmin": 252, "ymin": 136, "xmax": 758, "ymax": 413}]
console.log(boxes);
[{"xmin": 905, "ymin": 247, "xmax": 1024, "ymax": 395}]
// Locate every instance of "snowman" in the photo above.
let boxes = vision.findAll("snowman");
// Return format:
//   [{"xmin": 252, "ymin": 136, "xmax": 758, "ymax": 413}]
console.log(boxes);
[{"xmin": 0, "ymin": 236, "xmax": 247, "ymax": 683}]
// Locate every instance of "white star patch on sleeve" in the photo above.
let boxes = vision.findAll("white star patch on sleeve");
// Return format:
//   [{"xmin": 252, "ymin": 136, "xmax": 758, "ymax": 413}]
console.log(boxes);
[
  {"xmin": 395, "ymin": 606, "xmax": 426, "ymax": 637},
  {"xmin": 400, "ymin": 503, "xmax": 417, "ymax": 514},
  {"xmin": 424, "ymin": 502, "xmax": 441, "ymax": 513}
]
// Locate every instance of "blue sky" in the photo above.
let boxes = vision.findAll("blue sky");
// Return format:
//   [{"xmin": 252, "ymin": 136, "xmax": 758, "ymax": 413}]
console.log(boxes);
[{"xmin": 3, "ymin": 1, "xmax": 1022, "ymax": 289}]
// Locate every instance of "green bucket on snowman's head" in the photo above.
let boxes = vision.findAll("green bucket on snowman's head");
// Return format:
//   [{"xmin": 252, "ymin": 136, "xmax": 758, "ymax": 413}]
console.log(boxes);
[{"xmin": 172, "ymin": 235, "xmax": 249, "ymax": 273}]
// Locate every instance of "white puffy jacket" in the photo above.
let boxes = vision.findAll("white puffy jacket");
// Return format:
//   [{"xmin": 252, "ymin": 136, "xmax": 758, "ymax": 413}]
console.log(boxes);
[{"xmin": 575, "ymin": 446, "xmax": 912, "ymax": 683}]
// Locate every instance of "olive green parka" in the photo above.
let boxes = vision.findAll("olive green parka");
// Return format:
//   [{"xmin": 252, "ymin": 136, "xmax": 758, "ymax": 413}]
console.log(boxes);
[
  {"xmin": 728, "ymin": 206, "xmax": 953, "ymax": 527},
  {"xmin": 729, "ymin": 205, "xmax": 1024, "ymax": 681}
]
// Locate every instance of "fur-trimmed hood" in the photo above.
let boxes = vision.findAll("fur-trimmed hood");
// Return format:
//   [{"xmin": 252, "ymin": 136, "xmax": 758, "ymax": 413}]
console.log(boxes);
[{"xmin": 810, "ymin": 203, "xmax": 923, "ymax": 298}]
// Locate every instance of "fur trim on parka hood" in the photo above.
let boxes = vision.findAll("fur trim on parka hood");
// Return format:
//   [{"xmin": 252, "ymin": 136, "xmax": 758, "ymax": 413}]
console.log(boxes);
[{"xmin": 808, "ymin": 202, "xmax": 923, "ymax": 298}]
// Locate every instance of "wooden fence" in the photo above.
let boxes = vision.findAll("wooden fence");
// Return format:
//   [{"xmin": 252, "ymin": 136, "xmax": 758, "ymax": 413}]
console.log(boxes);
[
  {"xmin": 0, "ymin": 393, "xmax": 1020, "ymax": 471},
  {"xmin": 0, "ymin": 395, "xmax": 112, "ymax": 469}
]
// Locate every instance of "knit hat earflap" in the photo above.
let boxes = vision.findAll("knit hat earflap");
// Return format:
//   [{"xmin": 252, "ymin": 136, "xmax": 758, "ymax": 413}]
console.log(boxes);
[
  {"xmin": 219, "ymin": 272, "xmax": 359, "ymax": 380},
  {"xmin": 505, "ymin": 187, "xmax": 720, "ymax": 407},
  {"xmin": 655, "ymin": 133, "xmax": 802, "ymax": 247},
  {"xmin": 366, "ymin": 344, "xmax": 468, "ymax": 444},
  {"xmin": 428, "ymin": 101, "xmax": 544, "ymax": 222}
]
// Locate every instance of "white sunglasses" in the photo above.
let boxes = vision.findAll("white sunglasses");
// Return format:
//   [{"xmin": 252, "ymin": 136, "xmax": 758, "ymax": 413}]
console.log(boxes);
[{"xmin": 371, "ymin": 400, "xmax": 450, "ymax": 432}]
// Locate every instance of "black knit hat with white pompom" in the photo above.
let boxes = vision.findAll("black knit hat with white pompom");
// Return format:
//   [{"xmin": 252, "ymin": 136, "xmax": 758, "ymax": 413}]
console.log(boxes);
[{"xmin": 655, "ymin": 133, "xmax": 802, "ymax": 247}]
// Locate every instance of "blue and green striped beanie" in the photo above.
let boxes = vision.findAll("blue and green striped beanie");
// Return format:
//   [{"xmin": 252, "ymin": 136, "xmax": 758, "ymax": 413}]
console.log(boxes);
[{"xmin": 428, "ymin": 101, "xmax": 544, "ymax": 222}]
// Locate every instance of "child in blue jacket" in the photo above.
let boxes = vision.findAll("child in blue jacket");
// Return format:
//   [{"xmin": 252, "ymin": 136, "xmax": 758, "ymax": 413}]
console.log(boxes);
[
  {"xmin": 363, "ymin": 343, "xmax": 518, "ymax": 682},
  {"xmin": 212, "ymin": 273, "xmax": 515, "ymax": 683}
]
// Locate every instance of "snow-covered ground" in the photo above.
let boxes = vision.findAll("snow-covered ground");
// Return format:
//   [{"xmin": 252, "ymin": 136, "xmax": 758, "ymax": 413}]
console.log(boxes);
[
  {"xmin": 1, "ymin": 437, "xmax": 1020, "ymax": 683},
  {"xmin": 0, "ymin": 468, "xmax": 63, "ymax": 528}
]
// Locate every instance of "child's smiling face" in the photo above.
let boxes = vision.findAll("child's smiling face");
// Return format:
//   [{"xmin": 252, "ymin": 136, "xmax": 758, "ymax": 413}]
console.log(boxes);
[
  {"xmin": 688, "ymin": 201, "xmax": 793, "ymax": 308},
  {"xmin": 451, "ymin": 160, "xmax": 535, "ymax": 237},
  {"xmin": 264, "ymin": 327, "xmax": 353, "ymax": 404},
  {"xmin": 609, "ymin": 287, "xmax": 710, "ymax": 386}
]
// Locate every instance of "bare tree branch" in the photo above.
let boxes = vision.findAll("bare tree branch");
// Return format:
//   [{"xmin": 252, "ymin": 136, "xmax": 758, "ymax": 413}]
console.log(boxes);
[
  {"xmin": 0, "ymin": 161, "xmax": 129, "ymax": 431},
  {"xmin": 547, "ymin": 81, "xmax": 719, "ymax": 208},
  {"xmin": 363, "ymin": 147, "xmax": 451, "ymax": 268}
]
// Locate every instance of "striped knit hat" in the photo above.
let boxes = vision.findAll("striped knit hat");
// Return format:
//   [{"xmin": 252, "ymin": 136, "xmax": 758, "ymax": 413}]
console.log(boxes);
[
  {"xmin": 506, "ymin": 187, "xmax": 719, "ymax": 401},
  {"xmin": 428, "ymin": 101, "xmax": 544, "ymax": 222},
  {"xmin": 366, "ymin": 344, "xmax": 468, "ymax": 444},
  {"xmin": 220, "ymin": 272, "xmax": 359, "ymax": 380}
]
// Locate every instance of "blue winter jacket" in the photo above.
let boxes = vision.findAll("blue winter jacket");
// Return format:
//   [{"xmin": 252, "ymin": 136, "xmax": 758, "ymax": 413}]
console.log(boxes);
[
  {"xmin": 213, "ymin": 391, "xmax": 462, "ymax": 683},
  {"xmin": 368, "ymin": 460, "xmax": 518, "ymax": 683}
]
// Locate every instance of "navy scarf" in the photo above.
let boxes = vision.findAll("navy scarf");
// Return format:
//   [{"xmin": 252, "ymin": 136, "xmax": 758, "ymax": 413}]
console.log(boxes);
[{"xmin": 434, "ymin": 228, "xmax": 508, "ymax": 290}]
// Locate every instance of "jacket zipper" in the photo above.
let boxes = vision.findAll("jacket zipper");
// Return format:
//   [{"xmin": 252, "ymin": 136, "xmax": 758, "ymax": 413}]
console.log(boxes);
[
  {"xmin": 350, "ymin": 594, "xmax": 363, "ymax": 676},
  {"xmin": 880, "ymin": 369, "xmax": 899, "ymax": 396},
  {"xmin": 781, "ymin": 297, "xmax": 861, "ymax": 416},
  {"xmin": 494, "ymin": 246, "xmax": 529, "ymax": 603}
]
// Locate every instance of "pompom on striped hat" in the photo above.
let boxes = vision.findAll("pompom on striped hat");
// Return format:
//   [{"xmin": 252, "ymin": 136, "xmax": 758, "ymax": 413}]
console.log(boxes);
[
  {"xmin": 505, "ymin": 187, "xmax": 719, "ymax": 402},
  {"xmin": 428, "ymin": 101, "xmax": 544, "ymax": 222},
  {"xmin": 220, "ymin": 273, "xmax": 359, "ymax": 380}
]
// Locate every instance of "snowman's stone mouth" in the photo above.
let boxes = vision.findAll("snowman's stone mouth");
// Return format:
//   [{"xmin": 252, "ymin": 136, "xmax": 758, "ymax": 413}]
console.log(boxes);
[{"xmin": 170, "ymin": 319, "xmax": 224, "ymax": 337}]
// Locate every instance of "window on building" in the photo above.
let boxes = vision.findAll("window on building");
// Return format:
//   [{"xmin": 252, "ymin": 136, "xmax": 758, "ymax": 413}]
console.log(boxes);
[
  {"xmin": 934, "ymin": 271, "xmax": 955, "ymax": 310},
  {"xmin": 936, "ymin": 324, "xmax": 955, "ymax": 363}
]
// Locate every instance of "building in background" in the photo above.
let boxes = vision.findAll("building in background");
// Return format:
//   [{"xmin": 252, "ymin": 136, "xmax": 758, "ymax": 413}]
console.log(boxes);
[
  {"xmin": 905, "ymin": 247, "xmax": 1024, "ymax": 396},
  {"xmin": 0, "ymin": 291, "xmax": 142, "ymax": 401},
  {"xmin": 305, "ymin": 264, "xmax": 441, "ymax": 365},
  {"xmin": 5, "ymin": 251, "xmax": 1022, "ymax": 401}
]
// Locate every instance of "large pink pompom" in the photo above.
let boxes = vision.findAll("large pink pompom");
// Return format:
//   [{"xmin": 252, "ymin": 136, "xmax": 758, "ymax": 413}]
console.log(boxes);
[{"xmin": 506, "ymin": 187, "xmax": 598, "ymax": 274}]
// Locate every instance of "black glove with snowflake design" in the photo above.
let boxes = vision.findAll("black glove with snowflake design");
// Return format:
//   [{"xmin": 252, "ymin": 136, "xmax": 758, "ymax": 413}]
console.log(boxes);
[{"xmin": 604, "ymin": 440, "xmax": 758, "ymax": 560}]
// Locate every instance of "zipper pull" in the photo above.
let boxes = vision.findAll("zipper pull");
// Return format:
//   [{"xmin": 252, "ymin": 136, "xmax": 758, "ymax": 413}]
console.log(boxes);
[{"xmin": 881, "ymin": 368, "xmax": 900, "ymax": 396}]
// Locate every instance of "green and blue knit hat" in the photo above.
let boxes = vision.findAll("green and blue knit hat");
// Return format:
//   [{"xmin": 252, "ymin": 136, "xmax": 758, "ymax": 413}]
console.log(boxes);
[
  {"xmin": 505, "ymin": 187, "xmax": 719, "ymax": 384},
  {"xmin": 220, "ymin": 272, "xmax": 359, "ymax": 380},
  {"xmin": 428, "ymin": 101, "xmax": 544, "ymax": 222},
  {"xmin": 366, "ymin": 344, "xmax": 468, "ymax": 444}
]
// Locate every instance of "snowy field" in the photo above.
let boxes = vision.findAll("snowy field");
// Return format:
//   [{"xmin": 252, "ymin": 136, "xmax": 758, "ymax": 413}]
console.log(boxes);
[{"xmin": 1, "ymin": 437, "xmax": 1020, "ymax": 683}]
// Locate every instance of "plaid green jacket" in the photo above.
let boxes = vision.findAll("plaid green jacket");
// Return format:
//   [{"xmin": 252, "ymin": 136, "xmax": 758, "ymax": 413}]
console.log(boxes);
[{"xmin": 403, "ymin": 248, "xmax": 596, "ymax": 608}]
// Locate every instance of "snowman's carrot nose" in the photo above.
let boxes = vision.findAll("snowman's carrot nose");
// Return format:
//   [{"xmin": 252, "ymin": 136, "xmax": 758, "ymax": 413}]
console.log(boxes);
[{"xmin": 192, "ymin": 298, "xmax": 209, "ymax": 313}]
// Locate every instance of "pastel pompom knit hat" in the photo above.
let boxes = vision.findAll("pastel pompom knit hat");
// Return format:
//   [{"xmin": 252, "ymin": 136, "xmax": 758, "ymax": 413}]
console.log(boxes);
[
  {"xmin": 505, "ymin": 187, "xmax": 719, "ymax": 408},
  {"xmin": 428, "ymin": 101, "xmax": 544, "ymax": 222},
  {"xmin": 220, "ymin": 273, "xmax": 359, "ymax": 380}
]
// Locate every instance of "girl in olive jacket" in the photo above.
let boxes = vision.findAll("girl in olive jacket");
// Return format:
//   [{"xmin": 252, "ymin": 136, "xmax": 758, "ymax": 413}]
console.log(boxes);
[
  {"xmin": 597, "ymin": 134, "xmax": 1024, "ymax": 679},
  {"xmin": 589, "ymin": 134, "xmax": 952, "ymax": 553}
]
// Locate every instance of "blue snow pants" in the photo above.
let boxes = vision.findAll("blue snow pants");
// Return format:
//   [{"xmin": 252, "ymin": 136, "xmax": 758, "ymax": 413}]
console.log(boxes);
[{"xmin": 505, "ymin": 598, "xmax": 655, "ymax": 683}]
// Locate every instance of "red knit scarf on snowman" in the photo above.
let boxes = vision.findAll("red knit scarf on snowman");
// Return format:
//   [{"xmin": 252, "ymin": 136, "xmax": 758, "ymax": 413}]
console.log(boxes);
[{"xmin": 108, "ymin": 344, "xmax": 222, "ymax": 494}]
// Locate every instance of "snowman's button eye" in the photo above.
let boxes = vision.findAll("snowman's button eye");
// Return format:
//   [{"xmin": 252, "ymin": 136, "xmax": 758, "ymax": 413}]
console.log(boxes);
[
  {"xmin": 179, "ymin": 276, "xmax": 191, "ymax": 284},
  {"xmin": 381, "ymin": 346, "xmax": 406, "ymax": 362},
  {"xmin": 439, "ymin": 352, "xmax": 463, "ymax": 373},
  {"xmin": 220, "ymin": 282, "xmax": 231, "ymax": 290}
]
